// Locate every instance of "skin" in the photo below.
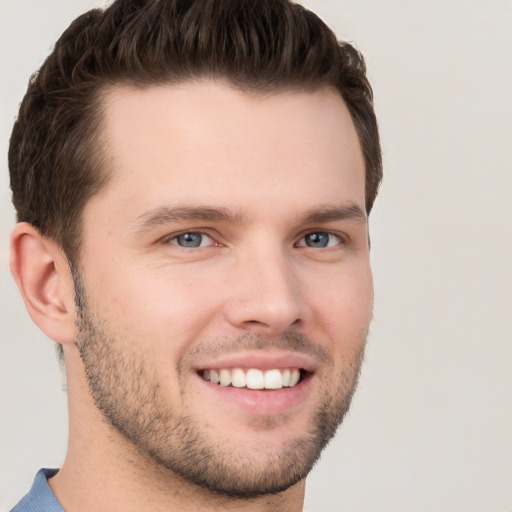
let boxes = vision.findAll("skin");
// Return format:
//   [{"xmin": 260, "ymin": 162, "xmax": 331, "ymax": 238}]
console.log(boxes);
[{"xmin": 10, "ymin": 81, "xmax": 373, "ymax": 512}]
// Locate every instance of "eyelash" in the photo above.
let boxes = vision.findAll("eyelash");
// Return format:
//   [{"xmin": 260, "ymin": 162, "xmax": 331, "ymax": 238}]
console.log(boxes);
[
  {"xmin": 295, "ymin": 232, "xmax": 344, "ymax": 249},
  {"xmin": 165, "ymin": 230, "xmax": 345, "ymax": 250},
  {"xmin": 166, "ymin": 231, "xmax": 218, "ymax": 249}
]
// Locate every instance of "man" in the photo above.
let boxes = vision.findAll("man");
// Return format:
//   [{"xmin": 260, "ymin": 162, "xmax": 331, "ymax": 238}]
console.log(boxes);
[{"xmin": 8, "ymin": 0, "xmax": 381, "ymax": 510}]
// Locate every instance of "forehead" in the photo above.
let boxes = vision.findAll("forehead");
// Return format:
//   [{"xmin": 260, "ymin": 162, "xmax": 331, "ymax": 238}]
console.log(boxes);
[{"xmin": 90, "ymin": 81, "xmax": 365, "ymax": 222}]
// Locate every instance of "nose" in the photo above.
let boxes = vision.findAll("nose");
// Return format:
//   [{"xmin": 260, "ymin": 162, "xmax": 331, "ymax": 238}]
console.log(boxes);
[{"xmin": 223, "ymin": 246, "xmax": 306, "ymax": 335}]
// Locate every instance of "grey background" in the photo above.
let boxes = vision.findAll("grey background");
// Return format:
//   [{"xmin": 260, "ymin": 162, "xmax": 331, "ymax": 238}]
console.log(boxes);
[{"xmin": 1, "ymin": 1, "xmax": 511, "ymax": 510}]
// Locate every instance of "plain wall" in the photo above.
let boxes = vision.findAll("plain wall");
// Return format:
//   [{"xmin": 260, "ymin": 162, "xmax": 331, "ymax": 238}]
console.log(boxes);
[{"xmin": 1, "ymin": 1, "xmax": 511, "ymax": 510}]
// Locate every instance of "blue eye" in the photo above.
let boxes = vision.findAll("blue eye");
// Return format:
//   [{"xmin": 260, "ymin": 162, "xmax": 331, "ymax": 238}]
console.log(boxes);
[
  {"xmin": 298, "ymin": 232, "xmax": 341, "ymax": 248},
  {"xmin": 170, "ymin": 232, "xmax": 213, "ymax": 248}
]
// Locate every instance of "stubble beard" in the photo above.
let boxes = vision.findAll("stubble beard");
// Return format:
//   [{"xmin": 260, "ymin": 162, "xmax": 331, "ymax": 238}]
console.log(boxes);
[{"xmin": 74, "ymin": 280, "xmax": 366, "ymax": 498}]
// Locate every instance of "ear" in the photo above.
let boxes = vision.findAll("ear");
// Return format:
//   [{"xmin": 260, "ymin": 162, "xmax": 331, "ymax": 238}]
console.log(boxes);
[{"xmin": 10, "ymin": 222, "xmax": 77, "ymax": 345}]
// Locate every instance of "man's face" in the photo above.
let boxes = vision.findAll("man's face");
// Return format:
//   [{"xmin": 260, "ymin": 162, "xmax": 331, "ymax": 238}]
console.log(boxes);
[{"xmin": 75, "ymin": 82, "xmax": 372, "ymax": 497}]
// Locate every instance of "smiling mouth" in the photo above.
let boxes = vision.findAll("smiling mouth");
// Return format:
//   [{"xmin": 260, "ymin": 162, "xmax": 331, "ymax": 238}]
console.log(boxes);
[{"xmin": 199, "ymin": 368, "xmax": 307, "ymax": 390}]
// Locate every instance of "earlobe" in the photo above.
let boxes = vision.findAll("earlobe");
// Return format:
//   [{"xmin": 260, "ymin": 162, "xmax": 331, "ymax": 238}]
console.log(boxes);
[{"xmin": 10, "ymin": 222, "xmax": 77, "ymax": 345}]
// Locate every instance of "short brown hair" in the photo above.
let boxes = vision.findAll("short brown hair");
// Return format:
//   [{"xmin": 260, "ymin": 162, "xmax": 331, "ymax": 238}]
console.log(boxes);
[{"xmin": 9, "ymin": 0, "xmax": 382, "ymax": 263}]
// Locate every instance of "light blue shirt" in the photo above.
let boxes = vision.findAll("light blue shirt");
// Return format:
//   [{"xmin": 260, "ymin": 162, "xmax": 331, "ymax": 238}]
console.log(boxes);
[{"xmin": 10, "ymin": 469, "xmax": 64, "ymax": 512}]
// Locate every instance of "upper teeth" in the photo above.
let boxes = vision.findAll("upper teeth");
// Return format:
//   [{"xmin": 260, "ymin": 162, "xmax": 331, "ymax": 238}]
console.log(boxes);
[{"xmin": 202, "ymin": 368, "xmax": 301, "ymax": 390}]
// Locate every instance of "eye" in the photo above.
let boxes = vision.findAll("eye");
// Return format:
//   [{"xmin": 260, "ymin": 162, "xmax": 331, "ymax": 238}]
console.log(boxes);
[
  {"xmin": 169, "ymin": 232, "xmax": 215, "ymax": 248},
  {"xmin": 296, "ymin": 232, "xmax": 342, "ymax": 249}
]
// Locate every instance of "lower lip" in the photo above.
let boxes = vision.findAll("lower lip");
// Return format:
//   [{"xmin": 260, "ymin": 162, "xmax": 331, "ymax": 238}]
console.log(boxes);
[{"xmin": 195, "ymin": 372, "xmax": 314, "ymax": 415}]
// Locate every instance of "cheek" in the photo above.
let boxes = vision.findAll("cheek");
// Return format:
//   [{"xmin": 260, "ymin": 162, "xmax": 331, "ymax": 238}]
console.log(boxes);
[
  {"xmin": 304, "ymin": 263, "xmax": 373, "ymax": 348},
  {"xmin": 84, "ymin": 263, "xmax": 223, "ymax": 351}
]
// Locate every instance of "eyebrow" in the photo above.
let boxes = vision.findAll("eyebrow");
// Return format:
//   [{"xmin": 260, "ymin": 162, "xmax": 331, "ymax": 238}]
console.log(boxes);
[
  {"xmin": 132, "ymin": 202, "xmax": 367, "ymax": 234},
  {"xmin": 298, "ymin": 204, "xmax": 367, "ymax": 224},
  {"xmin": 132, "ymin": 205, "xmax": 246, "ymax": 232}
]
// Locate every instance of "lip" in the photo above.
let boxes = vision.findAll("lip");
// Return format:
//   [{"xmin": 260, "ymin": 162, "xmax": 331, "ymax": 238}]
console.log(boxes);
[
  {"xmin": 196, "ymin": 372, "xmax": 313, "ymax": 414},
  {"xmin": 192, "ymin": 351, "xmax": 317, "ymax": 373},
  {"xmin": 192, "ymin": 351, "xmax": 317, "ymax": 415}
]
